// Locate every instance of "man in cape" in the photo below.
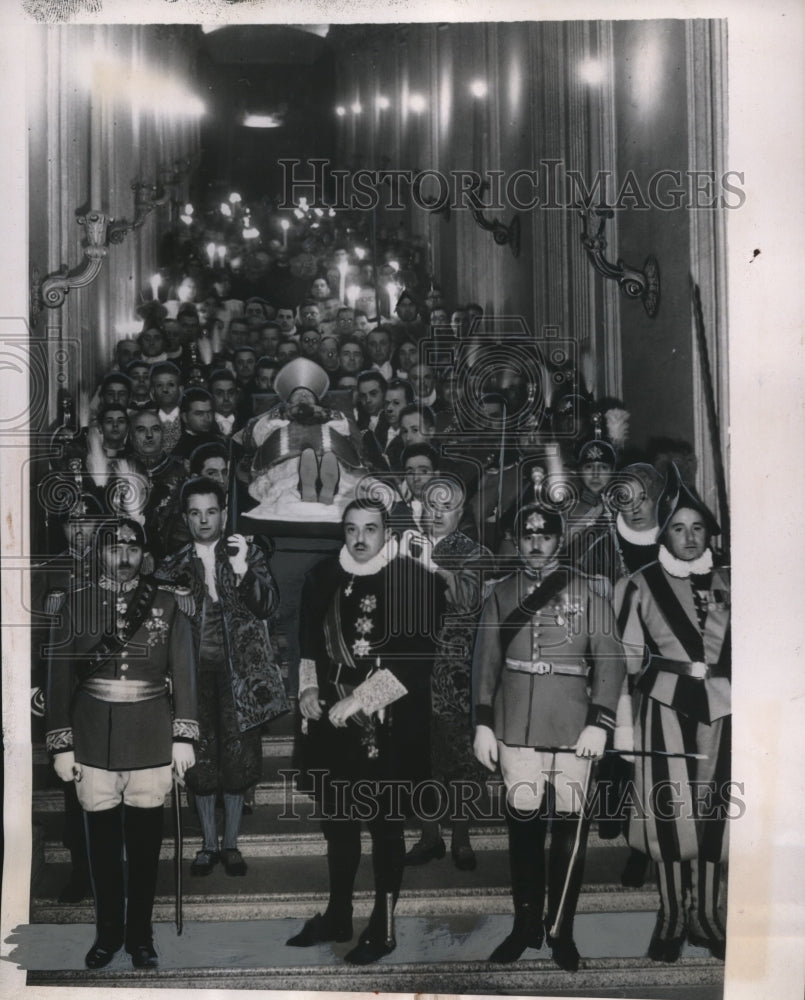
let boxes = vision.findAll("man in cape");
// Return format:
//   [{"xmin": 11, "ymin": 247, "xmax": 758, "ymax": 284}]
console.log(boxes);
[{"xmin": 286, "ymin": 498, "xmax": 446, "ymax": 964}]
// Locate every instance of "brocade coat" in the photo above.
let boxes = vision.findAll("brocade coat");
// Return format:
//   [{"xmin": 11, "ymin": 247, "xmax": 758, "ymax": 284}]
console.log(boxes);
[{"xmin": 157, "ymin": 539, "xmax": 288, "ymax": 733}]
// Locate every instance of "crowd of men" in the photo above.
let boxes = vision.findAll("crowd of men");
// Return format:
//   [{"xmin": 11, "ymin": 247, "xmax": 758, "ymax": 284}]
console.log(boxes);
[{"xmin": 36, "ymin": 249, "xmax": 731, "ymax": 973}]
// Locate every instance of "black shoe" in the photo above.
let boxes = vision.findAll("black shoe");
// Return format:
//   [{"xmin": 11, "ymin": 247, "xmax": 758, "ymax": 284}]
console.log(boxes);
[
  {"xmin": 190, "ymin": 849, "xmax": 220, "ymax": 876},
  {"xmin": 687, "ymin": 927, "xmax": 726, "ymax": 961},
  {"xmin": 550, "ymin": 935, "xmax": 581, "ymax": 972},
  {"xmin": 58, "ymin": 871, "xmax": 92, "ymax": 904},
  {"xmin": 220, "ymin": 848, "xmax": 247, "ymax": 876},
  {"xmin": 286, "ymin": 911, "xmax": 354, "ymax": 947},
  {"xmin": 404, "ymin": 838, "xmax": 446, "ymax": 866},
  {"xmin": 85, "ymin": 939, "xmax": 122, "ymax": 969},
  {"xmin": 648, "ymin": 930, "xmax": 685, "ymax": 963},
  {"xmin": 451, "ymin": 843, "xmax": 477, "ymax": 871},
  {"xmin": 344, "ymin": 933, "xmax": 395, "ymax": 965},
  {"xmin": 488, "ymin": 906, "xmax": 543, "ymax": 963},
  {"xmin": 620, "ymin": 848, "xmax": 650, "ymax": 888},
  {"xmin": 128, "ymin": 941, "xmax": 158, "ymax": 969}
]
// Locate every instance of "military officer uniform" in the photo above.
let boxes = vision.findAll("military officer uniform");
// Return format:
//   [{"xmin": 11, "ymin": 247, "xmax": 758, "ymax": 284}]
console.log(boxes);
[
  {"xmin": 45, "ymin": 519, "xmax": 198, "ymax": 969},
  {"xmin": 473, "ymin": 505, "xmax": 625, "ymax": 969}
]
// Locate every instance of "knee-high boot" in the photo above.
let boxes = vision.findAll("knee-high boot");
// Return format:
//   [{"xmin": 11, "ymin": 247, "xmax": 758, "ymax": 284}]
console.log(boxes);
[
  {"xmin": 489, "ymin": 805, "xmax": 547, "ymax": 963},
  {"xmin": 545, "ymin": 814, "xmax": 589, "ymax": 971},
  {"xmin": 648, "ymin": 860, "xmax": 688, "ymax": 963},
  {"xmin": 286, "ymin": 819, "xmax": 360, "ymax": 946},
  {"xmin": 344, "ymin": 817, "xmax": 404, "ymax": 964},
  {"xmin": 123, "ymin": 804, "xmax": 164, "ymax": 967},
  {"xmin": 84, "ymin": 805, "xmax": 125, "ymax": 968},
  {"xmin": 687, "ymin": 858, "xmax": 726, "ymax": 960}
]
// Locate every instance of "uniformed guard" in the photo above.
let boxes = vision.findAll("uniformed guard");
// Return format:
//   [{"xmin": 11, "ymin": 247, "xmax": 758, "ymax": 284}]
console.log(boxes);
[
  {"xmin": 45, "ymin": 517, "xmax": 198, "ymax": 970},
  {"xmin": 473, "ymin": 504, "xmax": 625, "ymax": 971},
  {"xmin": 614, "ymin": 464, "xmax": 730, "ymax": 963}
]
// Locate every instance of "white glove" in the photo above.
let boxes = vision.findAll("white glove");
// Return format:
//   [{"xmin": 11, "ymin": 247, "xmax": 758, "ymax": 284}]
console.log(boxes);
[
  {"xmin": 227, "ymin": 534, "xmax": 249, "ymax": 577},
  {"xmin": 172, "ymin": 742, "xmax": 196, "ymax": 783},
  {"xmin": 400, "ymin": 530, "xmax": 438, "ymax": 573},
  {"xmin": 614, "ymin": 725, "xmax": 635, "ymax": 764},
  {"xmin": 473, "ymin": 724, "xmax": 499, "ymax": 772},
  {"xmin": 574, "ymin": 725, "xmax": 607, "ymax": 759},
  {"xmin": 53, "ymin": 750, "xmax": 82, "ymax": 784}
]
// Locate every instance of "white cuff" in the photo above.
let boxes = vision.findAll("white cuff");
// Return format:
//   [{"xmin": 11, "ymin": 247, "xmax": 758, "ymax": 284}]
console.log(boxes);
[
  {"xmin": 299, "ymin": 658, "xmax": 319, "ymax": 694},
  {"xmin": 352, "ymin": 668, "xmax": 407, "ymax": 714}
]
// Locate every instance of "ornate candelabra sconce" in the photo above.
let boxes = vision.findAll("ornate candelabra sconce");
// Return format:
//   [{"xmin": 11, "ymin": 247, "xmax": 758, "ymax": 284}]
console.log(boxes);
[
  {"xmin": 35, "ymin": 211, "xmax": 111, "ymax": 312},
  {"xmin": 412, "ymin": 169, "xmax": 451, "ymax": 222},
  {"xmin": 107, "ymin": 182, "xmax": 163, "ymax": 244},
  {"xmin": 470, "ymin": 180, "xmax": 520, "ymax": 257},
  {"xmin": 578, "ymin": 207, "xmax": 660, "ymax": 318}
]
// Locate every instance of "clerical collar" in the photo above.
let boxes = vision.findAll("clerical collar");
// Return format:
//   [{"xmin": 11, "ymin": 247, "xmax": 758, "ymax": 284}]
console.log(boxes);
[
  {"xmin": 658, "ymin": 544, "xmax": 714, "ymax": 578},
  {"xmin": 339, "ymin": 537, "xmax": 399, "ymax": 577},
  {"xmin": 616, "ymin": 514, "xmax": 659, "ymax": 546},
  {"xmin": 99, "ymin": 575, "xmax": 139, "ymax": 593}
]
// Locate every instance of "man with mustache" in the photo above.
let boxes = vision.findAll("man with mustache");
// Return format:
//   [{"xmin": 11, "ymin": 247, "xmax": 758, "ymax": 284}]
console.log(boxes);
[
  {"xmin": 287, "ymin": 499, "xmax": 446, "ymax": 964},
  {"xmin": 45, "ymin": 518, "xmax": 198, "ymax": 970}
]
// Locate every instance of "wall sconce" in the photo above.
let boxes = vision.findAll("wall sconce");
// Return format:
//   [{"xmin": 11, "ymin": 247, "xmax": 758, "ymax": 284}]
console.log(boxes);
[
  {"xmin": 470, "ymin": 180, "xmax": 520, "ymax": 257},
  {"xmin": 106, "ymin": 182, "xmax": 162, "ymax": 244},
  {"xmin": 35, "ymin": 212, "xmax": 111, "ymax": 312},
  {"xmin": 412, "ymin": 168, "xmax": 451, "ymax": 221},
  {"xmin": 578, "ymin": 207, "xmax": 660, "ymax": 317}
]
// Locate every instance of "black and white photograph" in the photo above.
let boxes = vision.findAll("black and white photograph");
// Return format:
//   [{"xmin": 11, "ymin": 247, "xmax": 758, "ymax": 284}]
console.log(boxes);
[{"xmin": 0, "ymin": 2, "xmax": 803, "ymax": 1000}]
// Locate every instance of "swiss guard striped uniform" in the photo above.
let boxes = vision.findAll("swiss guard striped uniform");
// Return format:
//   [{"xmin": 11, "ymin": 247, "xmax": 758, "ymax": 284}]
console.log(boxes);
[{"xmin": 615, "ymin": 551, "xmax": 730, "ymax": 960}]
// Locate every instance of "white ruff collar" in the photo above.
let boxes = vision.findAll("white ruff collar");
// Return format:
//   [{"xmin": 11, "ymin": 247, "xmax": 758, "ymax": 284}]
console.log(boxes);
[
  {"xmin": 339, "ymin": 537, "xmax": 399, "ymax": 576},
  {"xmin": 658, "ymin": 544, "xmax": 713, "ymax": 578},
  {"xmin": 616, "ymin": 514, "xmax": 658, "ymax": 546}
]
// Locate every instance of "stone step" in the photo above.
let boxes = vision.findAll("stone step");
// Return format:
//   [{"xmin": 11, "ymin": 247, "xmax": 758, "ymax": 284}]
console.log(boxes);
[
  {"xmin": 37, "ymin": 811, "xmax": 637, "ymax": 862},
  {"xmin": 31, "ymin": 846, "xmax": 656, "ymax": 922},
  {"xmin": 16, "ymin": 914, "xmax": 724, "ymax": 995}
]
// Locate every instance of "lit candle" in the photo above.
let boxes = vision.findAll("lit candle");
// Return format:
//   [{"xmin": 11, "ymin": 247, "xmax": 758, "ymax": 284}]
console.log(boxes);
[
  {"xmin": 206, "ymin": 241, "xmax": 216, "ymax": 267},
  {"xmin": 280, "ymin": 219, "xmax": 290, "ymax": 249},
  {"xmin": 337, "ymin": 260, "xmax": 349, "ymax": 304},
  {"xmin": 346, "ymin": 284, "xmax": 360, "ymax": 307},
  {"xmin": 149, "ymin": 273, "xmax": 161, "ymax": 301},
  {"xmin": 217, "ymin": 245, "xmax": 227, "ymax": 264},
  {"xmin": 385, "ymin": 281, "xmax": 399, "ymax": 316}
]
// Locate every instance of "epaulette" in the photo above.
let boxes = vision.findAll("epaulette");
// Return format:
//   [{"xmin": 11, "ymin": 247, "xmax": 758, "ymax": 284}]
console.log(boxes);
[
  {"xmin": 158, "ymin": 582, "xmax": 196, "ymax": 617},
  {"xmin": 44, "ymin": 588, "xmax": 67, "ymax": 615}
]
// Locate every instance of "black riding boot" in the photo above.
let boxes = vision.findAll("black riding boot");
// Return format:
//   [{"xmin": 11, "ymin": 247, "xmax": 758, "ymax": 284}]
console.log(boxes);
[
  {"xmin": 545, "ymin": 814, "xmax": 588, "ymax": 971},
  {"xmin": 123, "ymin": 804, "xmax": 164, "ymax": 969},
  {"xmin": 286, "ymin": 819, "xmax": 360, "ymax": 946},
  {"xmin": 84, "ymin": 805, "xmax": 125, "ymax": 969},
  {"xmin": 489, "ymin": 805, "xmax": 547, "ymax": 963},
  {"xmin": 344, "ymin": 816, "xmax": 405, "ymax": 965}
]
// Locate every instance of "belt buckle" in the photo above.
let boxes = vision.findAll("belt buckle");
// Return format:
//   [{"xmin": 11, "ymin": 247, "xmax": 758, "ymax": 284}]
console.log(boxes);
[
  {"xmin": 533, "ymin": 660, "xmax": 552, "ymax": 675},
  {"xmin": 690, "ymin": 661, "xmax": 709, "ymax": 680}
]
